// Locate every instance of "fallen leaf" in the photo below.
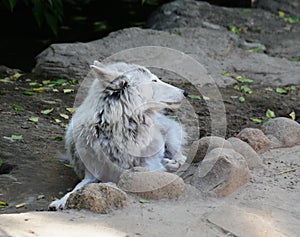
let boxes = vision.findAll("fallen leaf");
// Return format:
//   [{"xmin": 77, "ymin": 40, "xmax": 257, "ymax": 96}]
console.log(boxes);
[
  {"xmin": 63, "ymin": 89, "xmax": 74, "ymax": 94},
  {"xmin": 0, "ymin": 201, "xmax": 9, "ymax": 208},
  {"xmin": 28, "ymin": 117, "xmax": 39, "ymax": 123},
  {"xmin": 278, "ymin": 10, "xmax": 285, "ymax": 18},
  {"xmin": 239, "ymin": 96, "xmax": 245, "ymax": 102},
  {"xmin": 12, "ymin": 72, "xmax": 23, "ymax": 80},
  {"xmin": 266, "ymin": 109, "xmax": 276, "ymax": 118},
  {"xmin": 202, "ymin": 95, "xmax": 210, "ymax": 100},
  {"xmin": 187, "ymin": 94, "xmax": 201, "ymax": 100},
  {"xmin": 221, "ymin": 71, "xmax": 230, "ymax": 76},
  {"xmin": 54, "ymin": 118, "xmax": 62, "ymax": 123},
  {"xmin": 52, "ymin": 88, "xmax": 59, "ymax": 92},
  {"xmin": 139, "ymin": 199, "xmax": 150, "ymax": 204},
  {"xmin": 37, "ymin": 195, "xmax": 45, "ymax": 200},
  {"xmin": 23, "ymin": 90, "xmax": 35, "ymax": 96},
  {"xmin": 251, "ymin": 118, "xmax": 263, "ymax": 123},
  {"xmin": 235, "ymin": 76, "xmax": 253, "ymax": 83},
  {"xmin": 241, "ymin": 85, "xmax": 252, "ymax": 94},
  {"xmin": 11, "ymin": 135, "xmax": 23, "ymax": 140},
  {"xmin": 59, "ymin": 113, "xmax": 69, "ymax": 120},
  {"xmin": 66, "ymin": 107, "xmax": 75, "ymax": 113},
  {"xmin": 0, "ymin": 77, "xmax": 12, "ymax": 83},
  {"xmin": 15, "ymin": 202, "xmax": 26, "ymax": 208},
  {"xmin": 289, "ymin": 111, "xmax": 296, "ymax": 120},
  {"xmin": 41, "ymin": 108, "xmax": 54, "ymax": 115},
  {"xmin": 54, "ymin": 136, "xmax": 63, "ymax": 141},
  {"xmin": 276, "ymin": 87, "xmax": 287, "ymax": 94},
  {"xmin": 32, "ymin": 87, "xmax": 46, "ymax": 93},
  {"xmin": 12, "ymin": 104, "xmax": 24, "ymax": 111},
  {"xmin": 29, "ymin": 82, "xmax": 42, "ymax": 87}
]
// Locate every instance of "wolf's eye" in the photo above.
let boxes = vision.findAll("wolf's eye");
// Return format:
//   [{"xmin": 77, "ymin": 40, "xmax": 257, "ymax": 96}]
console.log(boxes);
[{"xmin": 152, "ymin": 79, "xmax": 157, "ymax": 82}]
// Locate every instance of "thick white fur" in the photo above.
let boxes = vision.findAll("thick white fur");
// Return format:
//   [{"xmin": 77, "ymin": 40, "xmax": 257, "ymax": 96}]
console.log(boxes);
[{"xmin": 49, "ymin": 61, "xmax": 187, "ymax": 210}]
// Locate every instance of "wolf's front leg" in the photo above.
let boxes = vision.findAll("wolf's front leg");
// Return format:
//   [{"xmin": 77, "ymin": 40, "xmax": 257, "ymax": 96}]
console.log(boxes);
[{"xmin": 48, "ymin": 171, "xmax": 98, "ymax": 211}]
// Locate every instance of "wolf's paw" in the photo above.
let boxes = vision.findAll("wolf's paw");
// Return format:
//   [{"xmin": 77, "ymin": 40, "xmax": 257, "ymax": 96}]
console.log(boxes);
[
  {"xmin": 163, "ymin": 158, "xmax": 180, "ymax": 172},
  {"xmin": 174, "ymin": 154, "xmax": 187, "ymax": 166},
  {"xmin": 48, "ymin": 196, "xmax": 68, "ymax": 211}
]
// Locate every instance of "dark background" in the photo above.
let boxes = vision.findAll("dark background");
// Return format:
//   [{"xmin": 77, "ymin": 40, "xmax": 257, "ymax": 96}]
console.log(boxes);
[{"xmin": 0, "ymin": 0, "xmax": 252, "ymax": 72}]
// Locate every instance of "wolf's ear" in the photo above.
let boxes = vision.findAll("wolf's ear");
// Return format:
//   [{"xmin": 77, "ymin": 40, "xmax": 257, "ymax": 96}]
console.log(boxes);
[
  {"xmin": 108, "ymin": 76, "xmax": 129, "ymax": 91},
  {"xmin": 90, "ymin": 65, "xmax": 122, "ymax": 84}
]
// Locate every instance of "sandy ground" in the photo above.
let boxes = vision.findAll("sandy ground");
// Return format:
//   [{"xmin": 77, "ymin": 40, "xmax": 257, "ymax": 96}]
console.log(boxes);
[{"xmin": 1, "ymin": 145, "xmax": 299, "ymax": 237}]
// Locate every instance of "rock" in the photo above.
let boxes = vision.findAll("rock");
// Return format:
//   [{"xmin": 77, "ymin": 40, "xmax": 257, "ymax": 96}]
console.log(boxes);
[
  {"xmin": 118, "ymin": 168, "xmax": 185, "ymax": 199},
  {"xmin": 147, "ymin": 0, "xmax": 300, "ymax": 60},
  {"xmin": 66, "ymin": 183, "xmax": 127, "ymax": 213},
  {"xmin": 236, "ymin": 128, "xmax": 271, "ymax": 154},
  {"xmin": 254, "ymin": 0, "xmax": 300, "ymax": 17},
  {"xmin": 261, "ymin": 117, "xmax": 300, "ymax": 147},
  {"xmin": 227, "ymin": 137, "xmax": 262, "ymax": 169},
  {"xmin": 33, "ymin": 26, "xmax": 300, "ymax": 87},
  {"xmin": 190, "ymin": 148, "xmax": 250, "ymax": 197},
  {"xmin": 187, "ymin": 136, "xmax": 232, "ymax": 163}
]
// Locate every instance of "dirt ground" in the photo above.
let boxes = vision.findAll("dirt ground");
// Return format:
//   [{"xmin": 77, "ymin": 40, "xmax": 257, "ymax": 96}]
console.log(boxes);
[{"xmin": 0, "ymin": 69, "xmax": 299, "ymax": 214}]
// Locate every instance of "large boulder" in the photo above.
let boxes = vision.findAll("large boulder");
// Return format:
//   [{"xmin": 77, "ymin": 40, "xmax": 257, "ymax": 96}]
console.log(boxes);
[
  {"xmin": 66, "ymin": 183, "xmax": 127, "ymax": 213},
  {"xmin": 261, "ymin": 117, "xmax": 300, "ymax": 147},
  {"xmin": 237, "ymin": 128, "xmax": 271, "ymax": 154},
  {"xmin": 227, "ymin": 137, "xmax": 262, "ymax": 169},
  {"xmin": 118, "ymin": 168, "xmax": 185, "ymax": 200},
  {"xmin": 187, "ymin": 136, "xmax": 232, "ymax": 163},
  {"xmin": 190, "ymin": 148, "xmax": 250, "ymax": 197}
]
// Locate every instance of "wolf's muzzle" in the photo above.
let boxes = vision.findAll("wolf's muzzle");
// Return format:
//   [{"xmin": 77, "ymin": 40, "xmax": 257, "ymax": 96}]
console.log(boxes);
[{"xmin": 183, "ymin": 90, "xmax": 189, "ymax": 97}]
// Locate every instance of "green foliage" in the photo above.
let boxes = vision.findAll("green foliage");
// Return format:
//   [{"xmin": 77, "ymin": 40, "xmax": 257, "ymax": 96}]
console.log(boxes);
[{"xmin": 1, "ymin": 0, "xmax": 65, "ymax": 35}]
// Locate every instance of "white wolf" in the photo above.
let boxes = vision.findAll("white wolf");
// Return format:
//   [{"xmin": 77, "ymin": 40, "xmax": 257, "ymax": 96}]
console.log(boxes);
[{"xmin": 49, "ymin": 61, "xmax": 188, "ymax": 210}]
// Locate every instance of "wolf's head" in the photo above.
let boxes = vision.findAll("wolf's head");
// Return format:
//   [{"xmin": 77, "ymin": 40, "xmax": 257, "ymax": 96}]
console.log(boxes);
[{"xmin": 91, "ymin": 61, "xmax": 187, "ymax": 111}]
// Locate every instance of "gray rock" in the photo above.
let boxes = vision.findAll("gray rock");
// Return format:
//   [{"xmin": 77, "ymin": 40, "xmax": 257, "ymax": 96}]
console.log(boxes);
[
  {"xmin": 190, "ymin": 148, "xmax": 250, "ymax": 197},
  {"xmin": 118, "ymin": 168, "xmax": 185, "ymax": 200},
  {"xmin": 227, "ymin": 137, "xmax": 262, "ymax": 169},
  {"xmin": 66, "ymin": 183, "xmax": 127, "ymax": 213},
  {"xmin": 237, "ymin": 128, "xmax": 271, "ymax": 154},
  {"xmin": 262, "ymin": 117, "xmax": 300, "ymax": 147},
  {"xmin": 33, "ymin": 26, "xmax": 300, "ymax": 87},
  {"xmin": 254, "ymin": 0, "xmax": 300, "ymax": 17},
  {"xmin": 187, "ymin": 136, "xmax": 232, "ymax": 163},
  {"xmin": 147, "ymin": 0, "xmax": 300, "ymax": 60}
]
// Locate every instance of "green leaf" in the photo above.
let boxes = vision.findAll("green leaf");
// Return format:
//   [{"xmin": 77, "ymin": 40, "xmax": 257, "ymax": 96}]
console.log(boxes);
[
  {"xmin": 59, "ymin": 113, "xmax": 69, "ymax": 120},
  {"xmin": 0, "ymin": 201, "xmax": 9, "ymax": 208},
  {"xmin": 235, "ymin": 76, "xmax": 253, "ymax": 83},
  {"xmin": 228, "ymin": 26, "xmax": 241, "ymax": 34},
  {"xmin": 23, "ymin": 90, "xmax": 35, "ymax": 96},
  {"xmin": 11, "ymin": 135, "xmax": 23, "ymax": 140},
  {"xmin": 51, "ymin": 79, "xmax": 67, "ymax": 86},
  {"xmin": 241, "ymin": 85, "xmax": 252, "ymax": 94},
  {"xmin": 246, "ymin": 47, "xmax": 261, "ymax": 53},
  {"xmin": 239, "ymin": 96, "xmax": 245, "ymax": 102},
  {"xmin": 266, "ymin": 109, "xmax": 276, "ymax": 118},
  {"xmin": 139, "ymin": 199, "xmax": 150, "ymax": 204},
  {"xmin": 221, "ymin": 71, "xmax": 230, "ymax": 76},
  {"xmin": 187, "ymin": 94, "xmax": 201, "ymax": 100},
  {"xmin": 276, "ymin": 87, "xmax": 288, "ymax": 94},
  {"xmin": 289, "ymin": 111, "xmax": 296, "ymax": 120},
  {"xmin": 41, "ymin": 108, "xmax": 54, "ymax": 115},
  {"xmin": 28, "ymin": 117, "xmax": 39, "ymax": 123},
  {"xmin": 54, "ymin": 118, "xmax": 61, "ymax": 123},
  {"xmin": 0, "ymin": 159, "xmax": 3, "ymax": 167},
  {"xmin": 12, "ymin": 104, "xmax": 24, "ymax": 111},
  {"xmin": 54, "ymin": 136, "xmax": 63, "ymax": 141},
  {"xmin": 63, "ymin": 89, "xmax": 74, "ymax": 94},
  {"xmin": 29, "ymin": 82, "xmax": 42, "ymax": 87},
  {"xmin": 289, "ymin": 85, "xmax": 296, "ymax": 91},
  {"xmin": 37, "ymin": 194, "xmax": 45, "ymax": 200},
  {"xmin": 32, "ymin": 87, "xmax": 46, "ymax": 93},
  {"xmin": 15, "ymin": 202, "xmax": 26, "ymax": 208},
  {"xmin": 251, "ymin": 118, "xmax": 263, "ymax": 123}
]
